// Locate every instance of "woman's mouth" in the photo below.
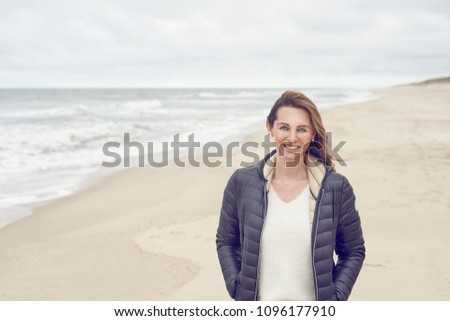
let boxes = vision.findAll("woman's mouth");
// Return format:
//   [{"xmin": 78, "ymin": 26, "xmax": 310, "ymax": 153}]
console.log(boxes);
[{"xmin": 282, "ymin": 143, "xmax": 301, "ymax": 150}]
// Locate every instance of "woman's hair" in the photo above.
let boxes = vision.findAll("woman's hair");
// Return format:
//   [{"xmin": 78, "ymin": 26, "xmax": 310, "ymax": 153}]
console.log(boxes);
[{"xmin": 267, "ymin": 90, "xmax": 336, "ymax": 172}]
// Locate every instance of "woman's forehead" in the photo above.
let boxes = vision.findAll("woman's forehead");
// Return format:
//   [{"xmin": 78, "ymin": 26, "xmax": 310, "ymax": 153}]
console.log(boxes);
[{"xmin": 274, "ymin": 106, "xmax": 312, "ymax": 124}]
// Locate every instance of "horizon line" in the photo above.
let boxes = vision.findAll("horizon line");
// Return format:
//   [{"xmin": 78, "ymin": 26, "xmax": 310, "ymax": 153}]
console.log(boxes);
[{"xmin": 0, "ymin": 75, "xmax": 448, "ymax": 90}]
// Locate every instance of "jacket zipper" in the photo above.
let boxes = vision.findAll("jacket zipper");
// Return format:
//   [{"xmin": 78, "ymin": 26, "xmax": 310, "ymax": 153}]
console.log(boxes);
[
  {"xmin": 311, "ymin": 186, "xmax": 324, "ymax": 301},
  {"xmin": 311, "ymin": 166, "xmax": 331, "ymax": 301},
  {"xmin": 254, "ymin": 187, "xmax": 268, "ymax": 300}
]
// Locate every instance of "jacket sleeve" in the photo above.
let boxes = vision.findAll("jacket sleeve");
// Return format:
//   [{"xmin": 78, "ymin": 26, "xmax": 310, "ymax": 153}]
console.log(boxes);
[
  {"xmin": 333, "ymin": 176, "xmax": 366, "ymax": 301},
  {"xmin": 216, "ymin": 170, "xmax": 242, "ymax": 299}
]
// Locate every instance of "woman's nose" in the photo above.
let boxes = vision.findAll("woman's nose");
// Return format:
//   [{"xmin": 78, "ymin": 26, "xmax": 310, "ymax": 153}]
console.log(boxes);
[{"xmin": 288, "ymin": 129, "xmax": 297, "ymax": 142}]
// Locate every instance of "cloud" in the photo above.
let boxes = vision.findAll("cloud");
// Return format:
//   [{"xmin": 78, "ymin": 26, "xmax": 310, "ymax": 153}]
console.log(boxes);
[{"xmin": 0, "ymin": 0, "xmax": 449, "ymax": 87}]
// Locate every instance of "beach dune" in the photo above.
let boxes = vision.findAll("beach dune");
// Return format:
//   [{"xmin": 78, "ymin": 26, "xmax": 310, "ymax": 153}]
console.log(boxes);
[{"xmin": 0, "ymin": 82, "xmax": 449, "ymax": 300}]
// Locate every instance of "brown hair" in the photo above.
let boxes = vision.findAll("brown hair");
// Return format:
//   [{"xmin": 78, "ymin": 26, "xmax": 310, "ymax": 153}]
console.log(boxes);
[{"xmin": 267, "ymin": 90, "xmax": 336, "ymax": 172}]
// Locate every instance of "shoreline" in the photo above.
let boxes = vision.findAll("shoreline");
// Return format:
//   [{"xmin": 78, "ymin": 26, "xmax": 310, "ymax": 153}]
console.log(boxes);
[
  {"xmin": 0, "ymin": 83, "xmax": 449, "ymax": 300},
  {"xmin": 1, "ymin": 87, "xmax": 379, "ymax": 230}
]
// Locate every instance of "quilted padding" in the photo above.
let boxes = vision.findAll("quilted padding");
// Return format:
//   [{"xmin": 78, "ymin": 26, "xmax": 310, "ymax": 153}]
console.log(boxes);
[{"xmin": 216, "ymin": 151, "xmax": 365, "ymax": 301}]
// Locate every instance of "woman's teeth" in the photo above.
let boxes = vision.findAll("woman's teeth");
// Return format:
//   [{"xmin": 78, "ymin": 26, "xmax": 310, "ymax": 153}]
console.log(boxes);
[{"xmin": 283, "ymin": 144, "xmax": 300, "ymax": 150}]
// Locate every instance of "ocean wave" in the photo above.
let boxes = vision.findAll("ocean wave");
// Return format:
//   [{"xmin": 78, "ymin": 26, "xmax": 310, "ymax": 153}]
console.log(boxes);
[
  {"xmin": 77, "ymin": 100, "xmax": 163, "ymax": 117},
  {"xmin": 122, "ymin": 99, "xmax": 163, "ymax": 109},
  {"xmin": 0, "ymin": 106, "xmax": 78, "ymax": 119}
]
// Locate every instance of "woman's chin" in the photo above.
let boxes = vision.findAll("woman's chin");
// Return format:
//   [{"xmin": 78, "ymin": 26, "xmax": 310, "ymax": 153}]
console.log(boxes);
[{"xmin": 277, "ymin": 150, "xmax": 304, "ymax": 165}]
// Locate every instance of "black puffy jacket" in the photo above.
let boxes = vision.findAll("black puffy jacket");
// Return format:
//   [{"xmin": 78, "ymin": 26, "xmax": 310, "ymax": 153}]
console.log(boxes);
[{"xmin": 216, "ymin": 150, "xmax": 365, "ymax": 301}]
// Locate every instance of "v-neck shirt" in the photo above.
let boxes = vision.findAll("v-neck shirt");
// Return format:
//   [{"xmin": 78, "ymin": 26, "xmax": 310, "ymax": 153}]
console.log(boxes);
[{"xmin": 257, "ymin": 184, "xmax": 315, "ymax": 301}]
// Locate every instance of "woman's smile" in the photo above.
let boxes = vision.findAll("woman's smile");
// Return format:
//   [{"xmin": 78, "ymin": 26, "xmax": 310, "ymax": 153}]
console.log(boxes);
[{"xmin": 282, "ymin": 143, "xmax": 301, "ymax": 151}]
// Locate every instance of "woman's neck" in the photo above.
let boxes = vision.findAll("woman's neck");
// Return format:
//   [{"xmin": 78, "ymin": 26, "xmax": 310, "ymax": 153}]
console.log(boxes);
[{"xmin": 273, "ymin": 155, "xmax": 308, "ymax": 182}]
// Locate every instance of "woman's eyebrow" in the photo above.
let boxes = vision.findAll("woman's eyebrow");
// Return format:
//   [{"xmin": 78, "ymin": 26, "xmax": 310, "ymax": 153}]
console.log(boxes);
[{"xmin": 278, "ymin": 122, "xmax": 310, "ymax": 128}]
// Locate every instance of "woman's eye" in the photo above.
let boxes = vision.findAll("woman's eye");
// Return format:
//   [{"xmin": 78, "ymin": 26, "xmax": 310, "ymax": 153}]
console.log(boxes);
[
  {"xmin": 297, "ymin": 128, "xmax": 307, "ymax": 133},
  {"xmin": 280, "ymin": 126, "xmax": 288, "ymax": 130}
]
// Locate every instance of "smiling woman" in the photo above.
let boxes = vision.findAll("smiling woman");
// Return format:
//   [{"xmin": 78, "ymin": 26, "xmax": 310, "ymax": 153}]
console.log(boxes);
[{"xmin": 216, "ymin": 90, "xmax": 366, "ymax": 301}]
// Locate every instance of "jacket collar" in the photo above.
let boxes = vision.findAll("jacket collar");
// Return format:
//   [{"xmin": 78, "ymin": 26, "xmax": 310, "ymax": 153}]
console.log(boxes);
[{"xmin": 257, "ymin": 149, "xmax": 329, "ymax": 200}]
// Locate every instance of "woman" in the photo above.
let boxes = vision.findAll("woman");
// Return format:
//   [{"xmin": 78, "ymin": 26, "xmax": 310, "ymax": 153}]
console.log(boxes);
[{"xmin": 216, "ymin": 90, "xmax": 365, "ymax": 301}]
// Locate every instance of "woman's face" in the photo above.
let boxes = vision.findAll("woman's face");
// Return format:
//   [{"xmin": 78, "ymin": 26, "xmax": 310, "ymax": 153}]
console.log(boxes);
[{"xmin": 266, "ymin": 106, "xmax": 314, "ymax": 161}]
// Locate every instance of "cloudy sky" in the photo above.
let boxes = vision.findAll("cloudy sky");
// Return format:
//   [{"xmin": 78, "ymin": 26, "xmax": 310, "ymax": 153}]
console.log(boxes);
[{"xmin": 1, "ymin": 0, "xmax": 449, "ymax": 88}]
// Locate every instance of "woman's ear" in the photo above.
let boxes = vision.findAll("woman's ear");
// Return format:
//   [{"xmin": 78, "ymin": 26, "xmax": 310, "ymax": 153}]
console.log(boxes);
[{"xmin": 266, "ymin": 120, "xmax": 273, "ymax": 137}]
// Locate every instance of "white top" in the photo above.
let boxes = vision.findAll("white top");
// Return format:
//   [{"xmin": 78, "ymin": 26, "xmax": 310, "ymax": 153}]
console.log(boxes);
[{"xmin": 258, "ymin": 184, "xmax": 316, "ymax": 301}]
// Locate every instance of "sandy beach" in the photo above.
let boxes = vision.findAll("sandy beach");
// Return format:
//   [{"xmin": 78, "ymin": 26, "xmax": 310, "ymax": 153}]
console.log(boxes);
[{"xmin": 0, "ymin": 82, "xmax": 449, "ymax": 300}]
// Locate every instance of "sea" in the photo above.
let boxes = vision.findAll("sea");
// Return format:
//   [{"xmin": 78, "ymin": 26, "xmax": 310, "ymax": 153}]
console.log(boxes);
[{"xmin": 0, "ymin": 88, "xmax": 376, "ymax": 228}]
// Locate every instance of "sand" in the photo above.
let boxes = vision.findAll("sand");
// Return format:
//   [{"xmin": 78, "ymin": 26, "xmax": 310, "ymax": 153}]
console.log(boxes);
[{"xmin": 0, "ymin": 83, "xmax": 449, "ymax": 300}]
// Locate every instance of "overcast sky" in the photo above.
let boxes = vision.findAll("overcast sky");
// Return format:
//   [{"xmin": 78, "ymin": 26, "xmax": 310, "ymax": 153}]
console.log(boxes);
[{"xmin": 1, "ymin": 0, "xmax": 449, "ymax": 88}]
